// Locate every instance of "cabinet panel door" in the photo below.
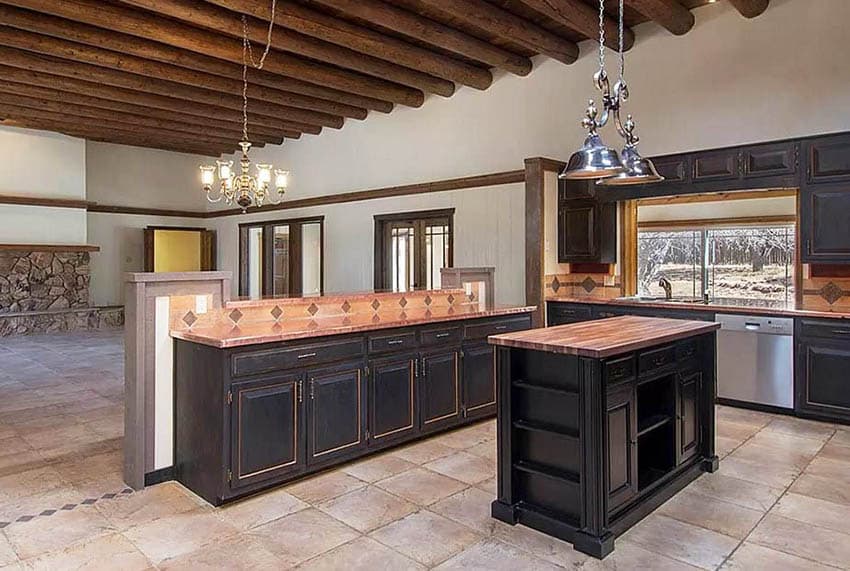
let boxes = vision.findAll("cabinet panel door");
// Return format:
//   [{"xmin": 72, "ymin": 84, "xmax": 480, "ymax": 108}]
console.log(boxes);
[
  {"xmin": 369, "ymin": 355, "xmax": 417, "ymax": 443},
  {"xmin": 547, "ymin": 303, "xmax": 593, "ymax": 326},
  {"xmin": 420, "ymin": 349, "xmax": 461, "ymax": 432},
  {"xmin": 307, "ymin": 362, "xmax": 366, "ymax": 464},
  {"xmin": 230, "ymin": 374, "xmax": 304, "ymax": 489},
  {"xmin": 652, "ymin": 155, "xmax": 689, "ymax": 185},
  {"xmin": 800, "ymin": 185, "xmax": 850, "ymax": 261},
  {"xmin": 462, "ymin": 343, "xmax": 496, "ymax": 420},
  {"xmin": 677, "ymin": 372, "xmax": 701, "ymax": 465},
  {"xmin": 742, "ymin": 142, "xmax": 798, "ymax": 178},
  {"xmin": 606, "ymin": 383, "xmax": 638, "ymax": 511},
  {"xmin": 798, "ymin": 340, "xmax": 850, "ymax": 421},
  {"xmin": 558, "ymin": 200, "xmax": 596, "ymax": 262},
  {"xmin": 805, "ymin": 134, "xmax": 850, "ymax": 184},
  {"xmin": 692, "ymin": 149, "xmax": 740, "ymax": 182}
]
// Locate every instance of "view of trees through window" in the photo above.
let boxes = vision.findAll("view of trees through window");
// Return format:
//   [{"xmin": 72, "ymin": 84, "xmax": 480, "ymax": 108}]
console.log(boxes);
[{"xmin": 637, "ymin": 225, "xmax": 795, "ymax": 303}]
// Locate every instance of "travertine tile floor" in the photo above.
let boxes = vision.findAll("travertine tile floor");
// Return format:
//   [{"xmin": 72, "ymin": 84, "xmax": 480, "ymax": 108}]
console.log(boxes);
[{"xmin": 2, "ymin": 330, "xmax": 850, "ymax": 569}]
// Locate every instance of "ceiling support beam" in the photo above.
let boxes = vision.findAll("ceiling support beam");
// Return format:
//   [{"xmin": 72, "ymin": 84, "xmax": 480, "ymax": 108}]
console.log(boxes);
[
  {"xmin": 208, "ymin": 0, "xmax": 492, "ymax": 90},
  {"xmin": 416, "ymin": 0, "xmax": 579, "ymax": 64},
  {"xmin": 625, "ymin": 0, "xmax": 694, "ymax": 35},
  {"xmin": 0, "ymin": 41, "xmax": 341, "ymax": 130},
  {"xmin": 727, "ymin": 0, "xmax": 770, "ymax": 18},
  {"xmin": 0, "ymin": 63, "xmax": 317, "ymax": 137},
  {"xmin": 309, "ymin": 0, "xmax": 532, "ymax": 76},
  {"xmin": 518, "ymin": 0, "xmax": 634, "ymax": 50},
  {"xmin": 0, "ymin": 5, "xmax": 367, "ymax": 120},
  {"xmin": 3, "ymin": 0, "xmax": 422, "ymax": 107},
  {"xmin": 119, "ymin": 0, "xmax": 451, "ymax": 97}
]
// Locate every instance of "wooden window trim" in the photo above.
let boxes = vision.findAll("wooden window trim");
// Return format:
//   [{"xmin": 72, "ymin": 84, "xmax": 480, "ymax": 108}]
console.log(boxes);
[
  {"xmin": 143, "ymin": 225, "xmax": 216, "ymax": 273},
  {"xmin": 637, "ymin": 215, "xmax": 797, "ymax": 231}
]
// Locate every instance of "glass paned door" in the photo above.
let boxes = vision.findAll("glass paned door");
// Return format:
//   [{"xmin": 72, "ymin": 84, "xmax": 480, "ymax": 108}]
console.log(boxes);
[
  {"xmin": 272, "ymin": 225, "xmax": 291, "ymax": 296},
  {"xmin": 247, "ymin": 226, "xmax": 264, "ymax": 299},
  {"xmin": 301, "ymin": 222, "xmax": 322, "ymax": 296},
  {"xmin": 389, "ymin": 222, "xmax": 416, "ymax": 292},
  {"xmin": 240, "ymin": 218, "xmax": 323, "ymax": 298},
  {"xmin": 425, "ymin": 223, "xmax": 450, "ymax": 289},
  {"xmin": 376, "ymin": 211, "xmax": 453, "ymax": 292}
]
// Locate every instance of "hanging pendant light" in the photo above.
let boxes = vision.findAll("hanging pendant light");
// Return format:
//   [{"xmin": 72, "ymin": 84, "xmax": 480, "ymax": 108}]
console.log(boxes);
[
  {"xmin": 561, "ymin": 0, "xmax": 663, "ymax": 186},
  {"xmin": 200, "ymin": 1, "xmax": 290, "ymax": 212}
]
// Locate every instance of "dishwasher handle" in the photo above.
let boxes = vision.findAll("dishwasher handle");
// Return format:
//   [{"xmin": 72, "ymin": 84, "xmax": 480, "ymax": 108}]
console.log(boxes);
[{"xmin": 744, "ymin": 322, "xmax": 761, "ymax": 331}]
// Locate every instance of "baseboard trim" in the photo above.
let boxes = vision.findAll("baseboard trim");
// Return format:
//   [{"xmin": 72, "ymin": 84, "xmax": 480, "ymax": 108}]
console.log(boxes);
[{"xmin": 144, "ymin": 467, "xmax": 175, "ymax": 486}]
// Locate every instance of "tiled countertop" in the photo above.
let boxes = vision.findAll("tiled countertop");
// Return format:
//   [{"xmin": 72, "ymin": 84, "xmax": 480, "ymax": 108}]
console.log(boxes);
[
  {"xmin": 489, "ymin": 315, "xmax": 719, "ymax": 358},
  {"xmin": 546, "ymin": 295, "xmax": 850, "ymax": 320},
  {"xmin": 172, "ymin": 304, "xmax": 536, "ymax": 348}
]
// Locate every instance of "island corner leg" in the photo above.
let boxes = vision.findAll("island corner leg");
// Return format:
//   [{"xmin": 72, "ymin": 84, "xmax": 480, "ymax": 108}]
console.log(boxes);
[
  {"xmin": 701, "ymin": 332, "xmax": 719, "ymax": 473},
  {"xmin": 491, "ymin": 499, "xmax": 519, "ymax": 525},
  {"xmin": 573, "ymin": 530, "xmax": 616, "ymax": 559},
  {"xmin": 494, "ymin": 346, "xmax": 516, "ymax": 519}
]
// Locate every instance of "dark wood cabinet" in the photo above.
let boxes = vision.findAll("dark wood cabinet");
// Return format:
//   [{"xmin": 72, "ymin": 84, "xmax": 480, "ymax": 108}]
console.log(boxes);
[
  {"xmin": 606, "ymin": 382, "xmax": 638, "ymax": 511},
  {"xmin": 796, "ymin": 319, "xmax": 850, "ymax": 423},
  {"xmin": 230, "ymin": 374, "xmax": 305, "ymax": 489},
  {"xmin": 420, "ymin": 349, "xmax": 461, "ymax": 432},
  {"xmin": 800, "ymin": 183, "xmax": 850, "ymax": 262},
  {"xmin": 558, "ymin": 197, "xmax": 616, "ymax": 264},
  {"xmin": 676, "ymin": 372, "xmax": 701, "ymax": 465},
  {"xmin": 652, "ymin": 154, "xmax": 690, "ymax": 186},
  {"xmin": 462, "ymin": 342, "xmax": 497, "ymax": 420},
  {"xmin": 692, "ymin": 149, "xmax": 740, "ymax": 183},
  {"xmin": 547, "ymin": 303, "xmax": 594, "ymax": 326},
  {"xmin": 804, "ymin": 133, "xmax": 850, "ymax": 184},
  {"xmin": 742, "ymin": 141, "xmax": 798, "ymax": 179},
  {"xmin": 368, "ymin": 355, "xmax": 417, "ymax": 443},
  {"xmin": 307, "ymin": 362, "xmax": 367, "ymax": 465}
]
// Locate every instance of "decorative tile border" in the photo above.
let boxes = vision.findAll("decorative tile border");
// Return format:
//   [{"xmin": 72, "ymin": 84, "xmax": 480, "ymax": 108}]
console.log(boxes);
[
  {"xmin": 543, "ymin": 273, "xmax": 623, "ymax": 300},
  {"xmin": 801, "ymin": 277, "xmax": 850, "ymax": 312},
  {"xmin": 0, "ymin": 487, "xmax": 134, "ymax": 530}
]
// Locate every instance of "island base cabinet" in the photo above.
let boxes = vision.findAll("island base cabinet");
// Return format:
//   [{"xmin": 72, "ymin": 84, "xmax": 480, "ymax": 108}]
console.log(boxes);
[
  {"xmin": 307, "ymin": 362, "xmax": 367, "ymax": 467},
  {"xmin": 606, "ymin": 383, "xmax": 638, "ymax": 511},
  {"xmin": 462, "ymin": 343, "xmax": 497, "ymax": 420}
]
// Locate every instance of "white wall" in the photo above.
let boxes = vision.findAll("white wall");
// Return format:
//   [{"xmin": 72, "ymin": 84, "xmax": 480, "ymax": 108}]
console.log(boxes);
[{"xmin": 211, "ymin": 183, "xmax": 526, "ymax": 305}]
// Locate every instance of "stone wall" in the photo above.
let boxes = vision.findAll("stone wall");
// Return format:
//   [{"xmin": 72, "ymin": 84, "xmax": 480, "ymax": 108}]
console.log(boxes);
[
  {"xmin": 0, "ymin": 306, "xmax": 124, "ymax": 337},
  {"xmin": 0, "ymin": 250, "xmax": 90, "ymax": 313}
]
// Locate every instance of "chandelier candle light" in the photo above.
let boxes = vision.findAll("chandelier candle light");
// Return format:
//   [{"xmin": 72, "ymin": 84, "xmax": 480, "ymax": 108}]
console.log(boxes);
[
  {"xmin": 200, "ymin": 1, "xmax": 289, "ymax": 212},
  {"xmin": 560, "ymin": 0, "xmax": 663, "ymax": 185}
]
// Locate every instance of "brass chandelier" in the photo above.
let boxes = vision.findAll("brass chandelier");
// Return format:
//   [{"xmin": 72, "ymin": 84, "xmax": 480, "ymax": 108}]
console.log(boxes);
[
  {"xmin": 560, "ymin": 0, "xmax": 663, "ymax": 186},
  {"xmin": 200, "ymin": 1, "xmax": 289, "ymax": 212}
]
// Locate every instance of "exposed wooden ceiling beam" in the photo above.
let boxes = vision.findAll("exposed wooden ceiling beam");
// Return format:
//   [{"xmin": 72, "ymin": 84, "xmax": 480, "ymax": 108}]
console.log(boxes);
[
  {"xmin": 625, "ymin": 0, "xmax": 694, "ymax": 35},
  {"xmin": 0, "ymin": 62, "xmax": 315, "ymax": 137},
  {"xmin": 727, "ymin": 0, "xmax": 769, "ymax": 18},
  {"xmin": 0, "ymin": 101, "xmax": 266, "ymax": 150},
  {"xmin": 518, "ymin": 0, "xmax": 634, "ymax": 51},
  {"xmin": 208, "ymin": 0, "xmax": 492, "ymax": 90},
  {"xmin": 3, "ymin": 0, "xmax": 422, "ymax": 107},
  {"xmin": 0, "ymin": 4, "xmax": 367, "ymax": 121},
  {"xmin": 415, "ymin": 0, "xmax": 579, "ymax": 64},
  {"xmin": 119, "ymin": 0, "xmax": 453, "ymax": 97},
  {"xmin": 1, "ymin": 80, "xmax": 301, "ymax": 142},
  {"xmin": 0, "ymin": 40, "xmax": 341, "ymax": 130},
  {"xmin": 308, "ymin": 0, "xmax": 532, "ymax": 76}
]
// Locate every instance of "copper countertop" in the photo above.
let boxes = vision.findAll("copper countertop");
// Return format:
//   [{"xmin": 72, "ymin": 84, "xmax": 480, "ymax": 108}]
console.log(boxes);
[
  {"xmin": 546, "ymin": 295, "xmax": 850, "ymax": 321},
  {"xmin": 489, "ymin": 315, "xmax": 719, "ymax": 359},
  {"xmin": 172, "ymin": 304, "xmax": 536, "ymax": 348}
]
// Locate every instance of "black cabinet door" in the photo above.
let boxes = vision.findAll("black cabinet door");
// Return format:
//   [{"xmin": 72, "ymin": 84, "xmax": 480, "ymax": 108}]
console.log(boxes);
[
  {"xmin": 558, "ymin": 200, "xmax": 616, "ymax": 264},
  {"xmin": 691, "ymin": 149, "xmax": 741, "ymax": 183},
  {"xmin": 546, "ymin": 302, "xmax": 593, "ymax": 326},
  {"xmin": 420, "ymin": 349, "xmax": 461, "ymax": 433},
  {"xmin": 796, "ymin": 338, "xmax": 850, "ymax": 422},
  {"xmin": 805, "ymin": 133, "xmax": 850, "ymax": 184},
  {"xmin": 606, "ymin": 382, "xmax": 638, "ymax": 511},
  {"xmin": 368, "ymin": 355, "xmax": 417, "ymax": 444},
  {"xmin": 741, "ymin": 141, "xmax": 798, "ymax": 179},
  {"xmin": 462, "ymin": 343, "xmax": 496, "ymax": 420},
  {"xmin": 230, "ymin": 374, "xmax": 305, "ymax": 489},
  {"xmin": 307, "ymin": 361, "xmax": 366, "ymax": 465},
  {"xmin": 677, "ymin": 372, "xmax": 701, "ymax": 465},
  {"xmin": 800, "ymin": 184, "xmax": 850, "ymax": 262}
]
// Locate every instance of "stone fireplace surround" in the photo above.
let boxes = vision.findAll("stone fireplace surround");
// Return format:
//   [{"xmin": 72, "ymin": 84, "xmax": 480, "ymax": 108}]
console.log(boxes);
[{"xmin": 0, "ymin": 245, "xmax": 123, "ymax": 336}]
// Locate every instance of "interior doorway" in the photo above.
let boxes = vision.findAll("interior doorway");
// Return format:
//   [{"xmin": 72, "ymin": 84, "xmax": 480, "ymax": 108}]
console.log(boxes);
[{"xmin": 143, "ymin": 226, "xmax": 216, "ymax": 273}]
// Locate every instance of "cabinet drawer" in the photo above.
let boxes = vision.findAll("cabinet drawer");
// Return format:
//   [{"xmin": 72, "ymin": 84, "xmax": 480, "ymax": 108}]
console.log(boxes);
[
  {"xmin": 604, "ymin": 355, "xmax": 635, "ymax": 385},
  {"xmin": 799, "ymin": 319, "xmax": 850, "ymax": 340},
  {"xmin": 368, "ymin": 331, "xmax": 417, "ymax": 354},
  {"xmin": 547, "ymin": 304, "xmax": 592, "ymax": 325},
  {"xmin": 465, "ymin": 316, "xmax": 530, "ymax": 341},
  {"xmin": 420, "ymin": 325, "xmax": 462, "ymax": 347},
  {"xmin": 638, "ymin": 345, "xmax": 676, "ymax": 376},
  {"xmin": 676, "ymin": 339, "xmax": 698, "ymax": 362},
  {"xmin": 231, "ymin": 337, "xmax": 364, "ymax": 377}
]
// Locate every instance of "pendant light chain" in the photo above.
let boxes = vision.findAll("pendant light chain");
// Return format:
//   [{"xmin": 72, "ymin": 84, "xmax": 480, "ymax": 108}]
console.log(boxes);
[
  {"xmin": 240, "ymin": 1, "xmax": 277, "ymax": 143},
  {"xmin": 618, "ymin": 0, "xmax": 625, "ymax": 84},
  {"xmin": 597, "ymin": 0, "xmax": 606, "ymax": 73}
]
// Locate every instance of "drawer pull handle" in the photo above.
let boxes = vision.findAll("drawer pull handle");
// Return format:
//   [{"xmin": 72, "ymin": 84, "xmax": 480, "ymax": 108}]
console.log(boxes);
[
  {"xmin": 435, "ymin": 333, "xmax": 451, "ymax": 339},
  {"xmin": 387, "ymin": 339, "xmax": 405, "ymax": 345},
  {"xmin": 297, "ymin": 352, "xmax": 317, "ymax": 360},
  {"xmin": 831, "ymin": 330, "xmax": 850, "ymax": 335},
  {"xmin": 653, "ymin": 357, "xmax": 666, "ymax": 367},
  {"xmin": 494, "ymin": 325, "xmax": 508, "ymax": 331}
]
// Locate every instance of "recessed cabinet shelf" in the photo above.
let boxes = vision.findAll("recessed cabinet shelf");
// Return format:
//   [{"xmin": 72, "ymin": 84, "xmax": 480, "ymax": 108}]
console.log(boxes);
[
  {"xmin": 513, "ymin": 419, "xmax": 580, "ymax": 440},
  {"xmin": 637, "ymin": 414, "xmax": 672, "ymax": 437},
  {"xmin": 513, "ymin": 380, "xmax": 579, "ymax": 395}
]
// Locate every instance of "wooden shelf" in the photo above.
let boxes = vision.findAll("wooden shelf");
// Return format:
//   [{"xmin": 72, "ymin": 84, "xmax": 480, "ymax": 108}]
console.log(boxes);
[
  {"xmin": 514, "ymin": 460, "xmax": 580, "ymax": 485},
  {"xmin": 513, "ymin": 380, "xmax": 578, "ymax": 395},
  {"xmin": 637, "ymin": 414, "xmax": 672, "ymax": 437},
  {"xmin": 513, "ymin": 419, "xmax": 579, "ymax": 440},
  {"xmin": 0, "ymin": 244, "xmax": 100, "ymax": 252}
]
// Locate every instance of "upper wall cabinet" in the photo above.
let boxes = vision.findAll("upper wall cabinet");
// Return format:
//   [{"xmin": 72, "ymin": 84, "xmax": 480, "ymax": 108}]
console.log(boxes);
[
  {"xmin": 691, "ymin": 149, "xmax": 740, "ymax": 183},
  {"xmin": 558, "ymin": 179, "xmax": 617, "ymax": 264},
  {"xmin": 742, "ymin": 141, "xmax": 798, "ymax": 179},
  {"xmin": 804, "ymin": 133, "xmax": 850, "ymax": 184},
  {"xmin": 800, "ymin": 183, "xmax": 850, "ymax": 262}
]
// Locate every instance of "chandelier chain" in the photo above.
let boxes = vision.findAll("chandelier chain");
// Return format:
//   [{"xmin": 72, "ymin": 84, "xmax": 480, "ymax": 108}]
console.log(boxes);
[
  {"xmin": 240, "ymin": 1, "xmax": 277, "ymax": 142},
  {"xmin": 618, "ymin": 0, "xmax": 625, "ymax": 83},
  {"xmin": 598, "ymin": 0, "xmax": 605, "ymax": 72}
]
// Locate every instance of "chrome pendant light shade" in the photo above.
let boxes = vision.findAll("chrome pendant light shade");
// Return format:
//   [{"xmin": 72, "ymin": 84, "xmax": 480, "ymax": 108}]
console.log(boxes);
[
  {"xmin": 560, "ymin": 133, "xmax": 624, "ymax": 180},
  {"xmin": 597, "ymin": 115, "xmax": 663, "ymax": 186}
]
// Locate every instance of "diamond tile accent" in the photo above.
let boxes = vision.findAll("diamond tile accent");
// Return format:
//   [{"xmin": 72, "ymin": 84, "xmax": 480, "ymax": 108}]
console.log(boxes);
[
  {"xmin": 0, "ymin": 522, "xmax": 9, "ymax": 529},
  {"xmin": 341, "ymin": 300, "xmax": 351, "ymax": 313},
  {"xmin": 399, "ymin": 311, "xmax": 407, "ymax": 319},
  {"xmin": 371, "ymin": 299, "xmax": 381, "ymax": 311},
  {"xmin": 425, "ymin": 309, "xmax": 432, "ymax": 318},
  {"xmin": 372, "ymin": 314, "xmax": 381, "ymax": 323},
  {"xmin": 182, "ymin": 311, "xmax": 198, "ymax": 327},
  {"xmin": 101, "ymin": 493, "xmax": 116, "ymax": 500},
  {"xmin": 399, "ymin": 297, "xmax": 408, "ymax": 308},
  {"xmin": 342, "ymin": 317, "xmax": 352, "ymax": 326},
  {"xmin": 81, "ymin": 499, "xmax": 97, "ymax": 505},
  {"xmin": 820, "ymin": 281, "xmax": 844, "ymax": 305},
  {"xmin": 39, "ymin": 509, "xmax": 56, "ymax": 516},
  {"xmin": 551, "ymin": 276, "xmax": 561, "ymax": 293},
  {"xmin": 424, "ymin": 295, "xmax": 432, "ymax": 306},
  {"xmin": 61, "ymin": 504, "xmax": 76, "ymax": 511},
  {"xmin": 16, "ymin": 515, "xmax": 33, "ymax": 522},
  {"xmin": 271, "ymin": 306, "xmax": 283, "ymax": 320},
  {"xmin": 581, "ymin": 276, "xmax": 596, "ymax": 293},
  {"xmin": 447, "ymin": 294, "xmax": 455, "ymax": 304},
  {"xmin": 229, "ymin": 309, "xmax": 243, "ymax": 323},
  {"xmin": 307, "ymin": 303, "xmax": 319, "ymax": 316}
]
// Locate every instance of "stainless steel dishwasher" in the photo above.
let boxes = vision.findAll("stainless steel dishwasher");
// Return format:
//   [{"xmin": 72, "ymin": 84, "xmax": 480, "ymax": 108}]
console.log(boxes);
[{"xmin": 715, "ymin": 314, "xmax": 794, "ymax": 410}]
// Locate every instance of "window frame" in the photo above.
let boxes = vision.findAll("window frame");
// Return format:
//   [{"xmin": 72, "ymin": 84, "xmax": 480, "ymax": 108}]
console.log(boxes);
[
  {"xmin": 238, "ymin": 216, "xmax": 325, "ymax": 297},
  {"xmin": 373, "ymin": 208, "xmax": 455, "ymax": 291}
]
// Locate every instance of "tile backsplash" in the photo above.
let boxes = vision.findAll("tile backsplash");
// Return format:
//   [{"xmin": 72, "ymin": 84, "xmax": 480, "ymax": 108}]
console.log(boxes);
[
  {"xmin": 544, "ymin": 271, "xmax": 622, "ymax": 299},
  {"xmin": 801, "ymin": 266, "xmax": 850, "ymax": 312}
]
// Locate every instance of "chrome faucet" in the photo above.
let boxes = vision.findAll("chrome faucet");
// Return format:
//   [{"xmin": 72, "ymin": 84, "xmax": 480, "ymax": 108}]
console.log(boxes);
[{"xmin": 658, "ymin": 277, "xmax": 673, "ymax": 301}]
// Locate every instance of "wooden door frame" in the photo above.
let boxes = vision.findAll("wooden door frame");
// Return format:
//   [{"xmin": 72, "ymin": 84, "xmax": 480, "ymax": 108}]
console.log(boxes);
[
  {"xmin": 143, "ymin": 225, "xmax": 216, "ymax": 273},
  {"xmin": 373, "ymin": 208, "xmax": 454, "ymax": 291}
]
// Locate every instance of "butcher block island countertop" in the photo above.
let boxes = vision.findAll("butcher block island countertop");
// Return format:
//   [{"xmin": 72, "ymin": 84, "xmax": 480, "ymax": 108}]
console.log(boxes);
[{"xmin": 488, "ymin": 315, "xmax": 720, "ymax": 358}]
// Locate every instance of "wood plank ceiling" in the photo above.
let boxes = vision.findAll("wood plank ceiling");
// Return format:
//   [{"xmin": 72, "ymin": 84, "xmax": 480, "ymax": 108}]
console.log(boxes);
[{"xmin": 0, "ymin": 0, "xmax": 771, "ymax": 156}]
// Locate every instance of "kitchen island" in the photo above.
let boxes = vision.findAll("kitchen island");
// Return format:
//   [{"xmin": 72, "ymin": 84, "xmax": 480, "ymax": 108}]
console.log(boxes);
[
  {"xmin": 170, "ymin": 290, "xmax": 533, "ymax": 505},
  {"xmin": 488, "ymin": 316, "xmax": 720, "ymax": 559}
]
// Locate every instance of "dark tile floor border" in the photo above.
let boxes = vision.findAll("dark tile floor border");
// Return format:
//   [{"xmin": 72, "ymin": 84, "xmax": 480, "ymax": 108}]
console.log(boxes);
[{"xmin": 0, "ymin": 487, "xmax": 134, "ymax": 530}]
